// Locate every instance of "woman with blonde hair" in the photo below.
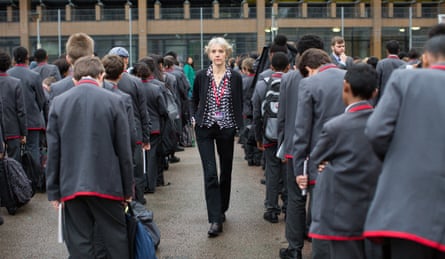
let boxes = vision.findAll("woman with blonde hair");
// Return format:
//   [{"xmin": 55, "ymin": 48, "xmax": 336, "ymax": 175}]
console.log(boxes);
[{"xmin": 191, "ymin": 37, "xmax": 243, "ymax": 237}]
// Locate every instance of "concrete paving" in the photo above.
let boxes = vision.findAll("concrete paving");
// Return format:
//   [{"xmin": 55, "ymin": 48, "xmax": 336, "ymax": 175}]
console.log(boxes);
[{"xmin": 0, "ymin": 142, "xmax": 311, "ymax": 259}]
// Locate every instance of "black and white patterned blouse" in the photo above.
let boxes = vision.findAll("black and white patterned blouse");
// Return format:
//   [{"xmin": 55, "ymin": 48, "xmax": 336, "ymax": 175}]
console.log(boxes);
[{"xmin": 201, "ymin": 65, "xmax": 236, "ymax": 129}]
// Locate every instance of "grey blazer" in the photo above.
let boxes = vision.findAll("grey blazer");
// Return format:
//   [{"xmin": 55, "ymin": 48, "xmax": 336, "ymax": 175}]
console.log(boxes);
[
  {"xmin": 46, "ymin": 80, "xmax": 134, "ymax": 202},
  {"xmin": 376, "ymin": 56, "xmax": 405, "ymax": 102},
  {"xmin": 276, "ymin": 70, "xmax": 303, "ymax": 158},
  {"xmin": 32, "ymin": 63, "xmax": 62, "ymax": 82},
  {"xmin": 49, "ymin": 75, "xmax": 74, "ymax": 101},
  {"xmin": 309, "ymin": 101, "xmax": 381, "ymax": 239},
  {"xmin": 0, "ymin": 75, "xmax": 27, "ymax": 138},
  {"xmin": 7, "ymin": 65, "xmax": 45, "ymax": 129},
  {"xmin": 292, "ymin": 64, "xmax": 346, "ymax": 181},
  {"xmin": 364, "ymin": 68, "xmax": 445, "ymax": 251}
]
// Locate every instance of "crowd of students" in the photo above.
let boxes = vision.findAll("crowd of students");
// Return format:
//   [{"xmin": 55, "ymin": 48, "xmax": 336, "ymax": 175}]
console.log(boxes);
[
  {"xmin": 232, "ymin": 24, "xmax": 445, "ymax": 259},
  {"xmin": 1, "ymin": 24, "xmax": 445, "ymax": 258}
]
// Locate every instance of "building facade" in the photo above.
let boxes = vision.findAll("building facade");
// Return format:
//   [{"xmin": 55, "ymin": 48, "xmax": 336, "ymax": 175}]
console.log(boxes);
[{"xmin": 0, "ymin": 0, "xmax": 442, "ymax": 68}]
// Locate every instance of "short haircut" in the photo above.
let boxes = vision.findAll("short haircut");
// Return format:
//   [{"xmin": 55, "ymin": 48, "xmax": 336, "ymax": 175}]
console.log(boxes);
[
  {"xmin": 73, "ymin": 56, "xmax": 104, "ymax": 81},
  {"xmin": 205, "ymin": 37, "xmax": 233, "ymax": 57},
  {"xmin": 271, "ymin": 52, "xmax": 289, "ymax": 72},
  {"xmin": 42, "ymin": 76, "xmax": 57, "ymax": 87},
  {"xmin": 428, "ymin": 24, "xmax": 445, "ymax": 39},
  {"xmin": 241, "ymin": 57, "xmax": 255, "ymax": 74},
  {"xmin": 269, "ymin": 42, "xmax": 288, "ymax": 54},
  {"xmin": 366, "ymin": 56, "xmax": 379, "ymax": 69},
  {"xmin": 52, "ymin": 58, "xmax": 70, "ymax": 77},
  {"xmin": 140, "ymin": 56, "xmax": 163, "ymax": 81},
  {"xmin": 331, "ymin": 36, "xmax": 345, "ymax": 46},
  {"xmin": 297, "ymin": 48, "xmax": 331, "ymax": 77},
  {"xmin": 424, "ymin": 35, "xmax": 445, "ymax": 60},
  {"xmin": 163, "ymin": 55, "xmax": 176, "ymax": 69},
  {"xmin": 296, "ymin": 35, "xmax": 324, "ymax": 56},
  {"xmin": 407, "ymin": 48, "xmax": 421, "ymax": 59},
  {"xmin": 344, "ymin": 63, "xmax": 377, "ymax": 100},
  {"xmin": 12, "ymin": 46, "xmax": 28, "ymax": 64},
  {"xmin": 34, "ymin": 48, "xmax": 47, "ymax": 63},
  {"xmin": 164, "ymin": 51, "xmax": 178, "ymax": 60},
  {"xmin": 386, "ymin": 40, "xmax": 400, "ymax": 55},
  {"xmin": 66, "ymin": 32, "xmax": 94, "ymax": 64},
  {"xmin": 102, "ymin": 54, "xmax": 124, "ymax": 81},
  {"xmin": 0, "ymin": 51, "xmax": 11, "ymax": 72},
  {"xmin": 132, "ymin": 62, "xmax": 150, "ymax": 80}
]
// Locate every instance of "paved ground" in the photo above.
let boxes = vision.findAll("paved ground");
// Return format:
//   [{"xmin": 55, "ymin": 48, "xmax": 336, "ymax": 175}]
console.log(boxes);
[{"xmin": 0, "ymin": 142, "xmax": 311, "ymax": 259}]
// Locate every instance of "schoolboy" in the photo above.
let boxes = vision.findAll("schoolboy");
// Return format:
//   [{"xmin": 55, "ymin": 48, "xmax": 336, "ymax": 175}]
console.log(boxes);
[
  {"xmin": 252, "ymin": 52, "xmax": 289, "ymax": 223},
  {"xmin": 301, "ymin": 63, "xmax": 381, "ymax": 259}
]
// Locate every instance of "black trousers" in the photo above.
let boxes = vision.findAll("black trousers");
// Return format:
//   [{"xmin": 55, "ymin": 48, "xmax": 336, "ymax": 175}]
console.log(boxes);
[
  {"xmin": 382, "ymin": 238, "xmax": 445, "ymax": 259},
  {"xmin": 63, "ymin": 196, "xmax": 129, "ymax": 259},
  {"xmin": 146, "ymin": 134, "xmax": 162, "ymax": 192},
  {"xmin": 195, "ymin": 125, "xmax": 236, "ymax": 224},
  {"xmin": 6, "ymin": 138, "xmax": 21, "ymax": 163},
  {"xmin": 133, "ymin": 144, "xmax": 145, "ymax": 203},
  {"xmin": 284, "ymin": 159, "xmax": 307, "ymax": 257}
]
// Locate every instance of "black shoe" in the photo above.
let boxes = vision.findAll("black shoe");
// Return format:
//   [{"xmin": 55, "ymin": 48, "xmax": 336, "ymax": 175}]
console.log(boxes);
[
  {"xmin": 279, "ymin": 248, "xmax": 302, "ymax": 259},
  {"xmin": 263, "ymin": 211, "xmax": 278, "ymax": 223},
  {"xmin": 260, "ymin": 178, "xmax": 266, "ymax": 185},
  {"xmin": 221, "ymin": 214, "xmax": 226, "ymax": 223},
  {"xmin": 175, "ymin": 146, "xmax": 185, "ymax": 152},
  {"xmin": 248, "ymin": 160, "xmax": 255, "ymax": 166},
  {"xmin": 208, "ymin": 223, "xmax": 223, "ymax": 237},
  {"xmin": 0, "ymin": 215, "xmax": 3, "ymax": 225},
  {"xmin": 169, "ymin": 155, "xmax": 180, "ymax": 163}
]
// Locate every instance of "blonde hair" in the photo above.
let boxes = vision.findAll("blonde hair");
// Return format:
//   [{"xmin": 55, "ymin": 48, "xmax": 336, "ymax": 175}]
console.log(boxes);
[
  {"xmin": 66, "ymin": 32, "xmax": 95, "ymax": 65},
  {"xmin": 205, "ymin": 37, "xmax": 233, "ymax": 58}
]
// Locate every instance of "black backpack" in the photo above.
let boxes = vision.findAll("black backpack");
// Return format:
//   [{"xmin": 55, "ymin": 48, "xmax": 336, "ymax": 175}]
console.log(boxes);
[{"xmin": 261, "ymin": 77, "xmax": 281, "ymax": 142}]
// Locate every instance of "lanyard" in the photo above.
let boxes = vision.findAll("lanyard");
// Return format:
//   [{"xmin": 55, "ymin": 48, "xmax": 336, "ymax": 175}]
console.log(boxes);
[
  {"xmin": 212, "ymin": 77, "xmax": 227, "ymax": 107},
  {"xmin": 348, "ymin": 104, "xmax": 373, "ymax": 113}
]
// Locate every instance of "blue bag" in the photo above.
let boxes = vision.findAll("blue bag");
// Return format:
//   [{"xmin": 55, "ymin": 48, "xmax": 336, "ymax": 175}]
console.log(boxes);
[{"xmin": 135, "ymin": 221, "xmax": 157, "ymax": 259}]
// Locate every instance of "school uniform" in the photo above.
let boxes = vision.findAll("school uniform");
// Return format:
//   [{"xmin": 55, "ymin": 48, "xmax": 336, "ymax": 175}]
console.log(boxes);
[
  {"xmin": 252, "ymin": 72, "xmax": 287, "ymax": 217},
  {"xmin": 364, "ymin": 67, "xmax": 445, "ymax": 256},
  {"xmin": 140, "ymin": 79, "xmax": 168, "ymax": 193},
  {"xmin": 0, "ymin": 73, "xmax": 27, "ymax": 162},
  {"xmin": 49, "ymin": 75, "xmax": 74, "ymax": 101},
  {"xmin": 276, "ymin": 70, "xmax": 305, "ymax": 258},
  {"xmin": 7, "ymin": 64, "xmax": 45, "ymax": 165},
  {"xmin": 46, "ymin": 78, "xmax": 133, "ymax": 259},
  {"xmin": 32, "ymin": 62, "xmax": 62, "ymax": 82},
  {"xmin": 330, "ymin": 53, "xmax": 354, "ymax": 70},
  {"xmin": 308, "ymin": 101, "xmax": 382, "ymax": 259},
  {"xmin": 117, "ymin": 72, "xmax": 151, "ymax": 202},
  {"xmin": 376, "ymin": 55, "xmax": 405, "ymax": 103},
  {"xmin": 292, "ymin": 64, "xmax": 346, "ymax": 259}
]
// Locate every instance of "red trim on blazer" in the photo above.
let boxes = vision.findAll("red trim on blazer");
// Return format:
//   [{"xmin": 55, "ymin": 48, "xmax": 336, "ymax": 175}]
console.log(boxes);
[
  {"xmin": 309, "ymin": 180, "xmax": 316, "ymax": 185},
  {"xmin": 76, "ymin": 79, "xmax": 99, "ymax": 86},
  {"xmin": 136, "ymin": 141, "xmax": 143, "ymax": 145},
  {"xmin": 309, "ymin": 233, "xmax": 365, "ymax": 241},
  {"xmin": 15, "ymin": 64, "xmax": 28, "ymax": 67},
  {"xmin": 285, "ymin": 154, "xmax": 293, "ymax": 159},
  {"xmin": 0, "ymin": 73, "xmax": 7, "ymax": 76},
  {"xmin": 141, "ymin": 79, "xmax": 149, "ymax": 83},
  {"xmin": 247, "ymin": 73, "xmax": 255, "ymax": 77},
  {"xmin": 430, "ymin": 65, "xmax": 445, "ymax": 71},
  {"xmin": 348, "ymin": 104, "xmax": 373, "ymax": 113},
  {"xmin": 318, "ymin": 64, "xmax": 337, "ymax": 73},
  {"xmin": 263, "ymin": 142, "xmax": 277, "ymax": 148},
  {"xmin": 28, "ymin": 127, "xmax": 45, "ymax": 131},
  {"xmin": 5, "ymin": 136, "xmax": 21, "ymax": 140},
  {"xmin": 60, "ymin": 192, "xmax": 125, "ymax": 202},
  {"xmin": 387, "ymin": 55, "xmax": 400, "ymax": 59},
  {"xmin": 150, "ymin": 130, "xmax": 160, "ymax": 135},
  {"xmin": 271, "ymin": 73, "xmax": 283, "ymax": 78},
  {"xmin": 364, "ymin": 230, "xmax": 445, "ymax": 252},
  {"xmin": 37, "ymin": 62, "xmax": 47, "ymax": 66}
]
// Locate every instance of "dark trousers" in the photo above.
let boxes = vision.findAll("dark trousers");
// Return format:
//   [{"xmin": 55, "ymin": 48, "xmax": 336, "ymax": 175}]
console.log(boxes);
[
  {"xmin": 327, "ymin": 240, "xmax": 366, "ymax": 259},
  {"xmin": 146, "ymin": 134, "xmax": 161, "ymax": 192},
  {"xmin": 285, "ymin": 159, "xmax": 307, "ymax": 257},
  {"xmin": 195, "ymin": 125, "xmax": 236, "ymax": 224},
  {"xmin": 26, "ymin": 130, "xmax": 40, "ymax": 167},
  {"xmin": 382, "ymin": 238, "xmax": 445, "ymax": 259},
  {"xmin": 133, "ymin": 145, "xmax": 145, "ymax": 203},
  {"xmin": 63, "ymin": 196, "xmax": 129, "ymax": 259},
  {"xmin": 6, "ymin": 138, "xmax": 21, "ymax": 163},
  {"xmin": 310, "ymin": 185, "xmax": 330, "ymax": 259},
  {"xmin": 264, "ymin": 145, "xmax": 287, "ymax": 214}
]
